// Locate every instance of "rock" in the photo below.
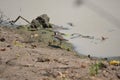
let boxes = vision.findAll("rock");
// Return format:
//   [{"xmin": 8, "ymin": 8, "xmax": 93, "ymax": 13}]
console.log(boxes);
[
  {"xmin": 36, "ymin": 57, "xmax": 50, "ymax": 62},
  {"xmin": 116, "ymin": 72, "xmax": 120, "ymax": 79},
  {"xmin": 31, "ymin": 44, "xmax": 37, "ymax": 49},
  {"xmin": 6, "ymin": 60, "xmax": 16, "ymax": 66},
  {"xmin": 31, "ymin": 19, "xmax": 42, "ymax": 28},
  {"xmin": 81, "ymin": 64, "xmax": 86, "ymax": 68},
  {"xmin": 0, "ymin": 37, "xmax": 5, "ymax": 42},
  {"xmin": 34, "ymin": 34, "xmax": 39, "ymax": 37},
  {"xmin": 7, "ymin": 44, "xmax": 11, "ymax": 47},
  {"xmin": 36, "ymin": 14, "xmax": 50, "ymax": 23},
  {"xmin": 5, "ymin": 58, "xmax": 17, "ymax": 66},
  {"xmin": 21, "ymin": 64, "xmax": 31, "ymax": 67},
  {"xmin": 111, "ymin": 66, "xmax": 117, "ymax": 70},
  {"xmin": 58, "ymin": 71, "xmax": 66, "ymax": 78},
  {"xmin": 30, "ymin": 14, "xmax": 52, "ymax": 29},
  {"xmin": 103, "ymin": 70, "xmax": 109, "ymax": 78},
  {"xmin": 0, "ymin": 48, "xmax": 6, "ymax": 51}
]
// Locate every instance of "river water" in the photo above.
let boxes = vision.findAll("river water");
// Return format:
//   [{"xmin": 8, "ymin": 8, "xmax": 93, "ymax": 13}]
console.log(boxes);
[{"xmin": 0, "ymin": 0, "xmax": 120, "ymax": 57}]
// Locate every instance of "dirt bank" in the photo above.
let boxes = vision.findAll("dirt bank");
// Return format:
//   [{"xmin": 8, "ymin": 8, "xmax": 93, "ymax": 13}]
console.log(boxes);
[{"xmin": 0, "ymin": 26, "xmax": 120, "ymax": 80}]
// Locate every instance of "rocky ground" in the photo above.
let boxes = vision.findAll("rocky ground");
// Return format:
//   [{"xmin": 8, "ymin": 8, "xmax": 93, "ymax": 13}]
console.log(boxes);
[{"xmin": 0, "ymin": 26, "xmax": 120, "ymax": 80}]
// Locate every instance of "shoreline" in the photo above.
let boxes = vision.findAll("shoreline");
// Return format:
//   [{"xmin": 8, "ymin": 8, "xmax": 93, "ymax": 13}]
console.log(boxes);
[
  {"xmin": 58, "ymin": 23, "xmax": 120, "ymax": 58},
  {"xmin": 0, "ymin": 25, "xmax": 120, "ymax": 80},
  {"xmin": 1, "ymin": 22, "xmax": 119, "ymax": 60}
]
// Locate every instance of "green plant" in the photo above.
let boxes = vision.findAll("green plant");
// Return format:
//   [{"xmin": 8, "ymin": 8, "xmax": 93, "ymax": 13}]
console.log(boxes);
[
  {"xmin": 89, "ymin": 63, "xmax": 98, "ymax": 76},
  {"xmin": 89, "ymin": 62, "xmax": 103, "ymax": 76}
]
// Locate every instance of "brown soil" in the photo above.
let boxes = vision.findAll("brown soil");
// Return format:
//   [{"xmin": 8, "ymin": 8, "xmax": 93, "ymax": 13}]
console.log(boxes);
[{"xmin": 0, "ymin": 26, "xmax": 120, "ymax": 80}]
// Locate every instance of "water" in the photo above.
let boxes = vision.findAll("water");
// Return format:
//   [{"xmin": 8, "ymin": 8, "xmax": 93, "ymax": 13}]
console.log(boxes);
[
  {"xmin": 60, "ymin": 23, "xmax": 120, "ymax": 58},
  {"xmin": 0, "ymin": 0, "xmax": 120, "ymax": 57}
]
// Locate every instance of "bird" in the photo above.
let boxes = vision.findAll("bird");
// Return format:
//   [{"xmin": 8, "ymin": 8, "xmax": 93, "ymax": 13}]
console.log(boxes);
[
  {"xmin": 101, "ymin": 36, "xmax": 108, "ymax": 41},
  {"xmin": 53, "ymin": 32, "xmax": 68, "ymax": 45}
]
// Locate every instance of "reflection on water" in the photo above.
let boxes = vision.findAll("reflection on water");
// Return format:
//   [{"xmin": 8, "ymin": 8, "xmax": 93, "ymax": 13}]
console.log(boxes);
[{"xmin": 74, "ymin": 0, "xmax": 84, "ymax": 7}]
